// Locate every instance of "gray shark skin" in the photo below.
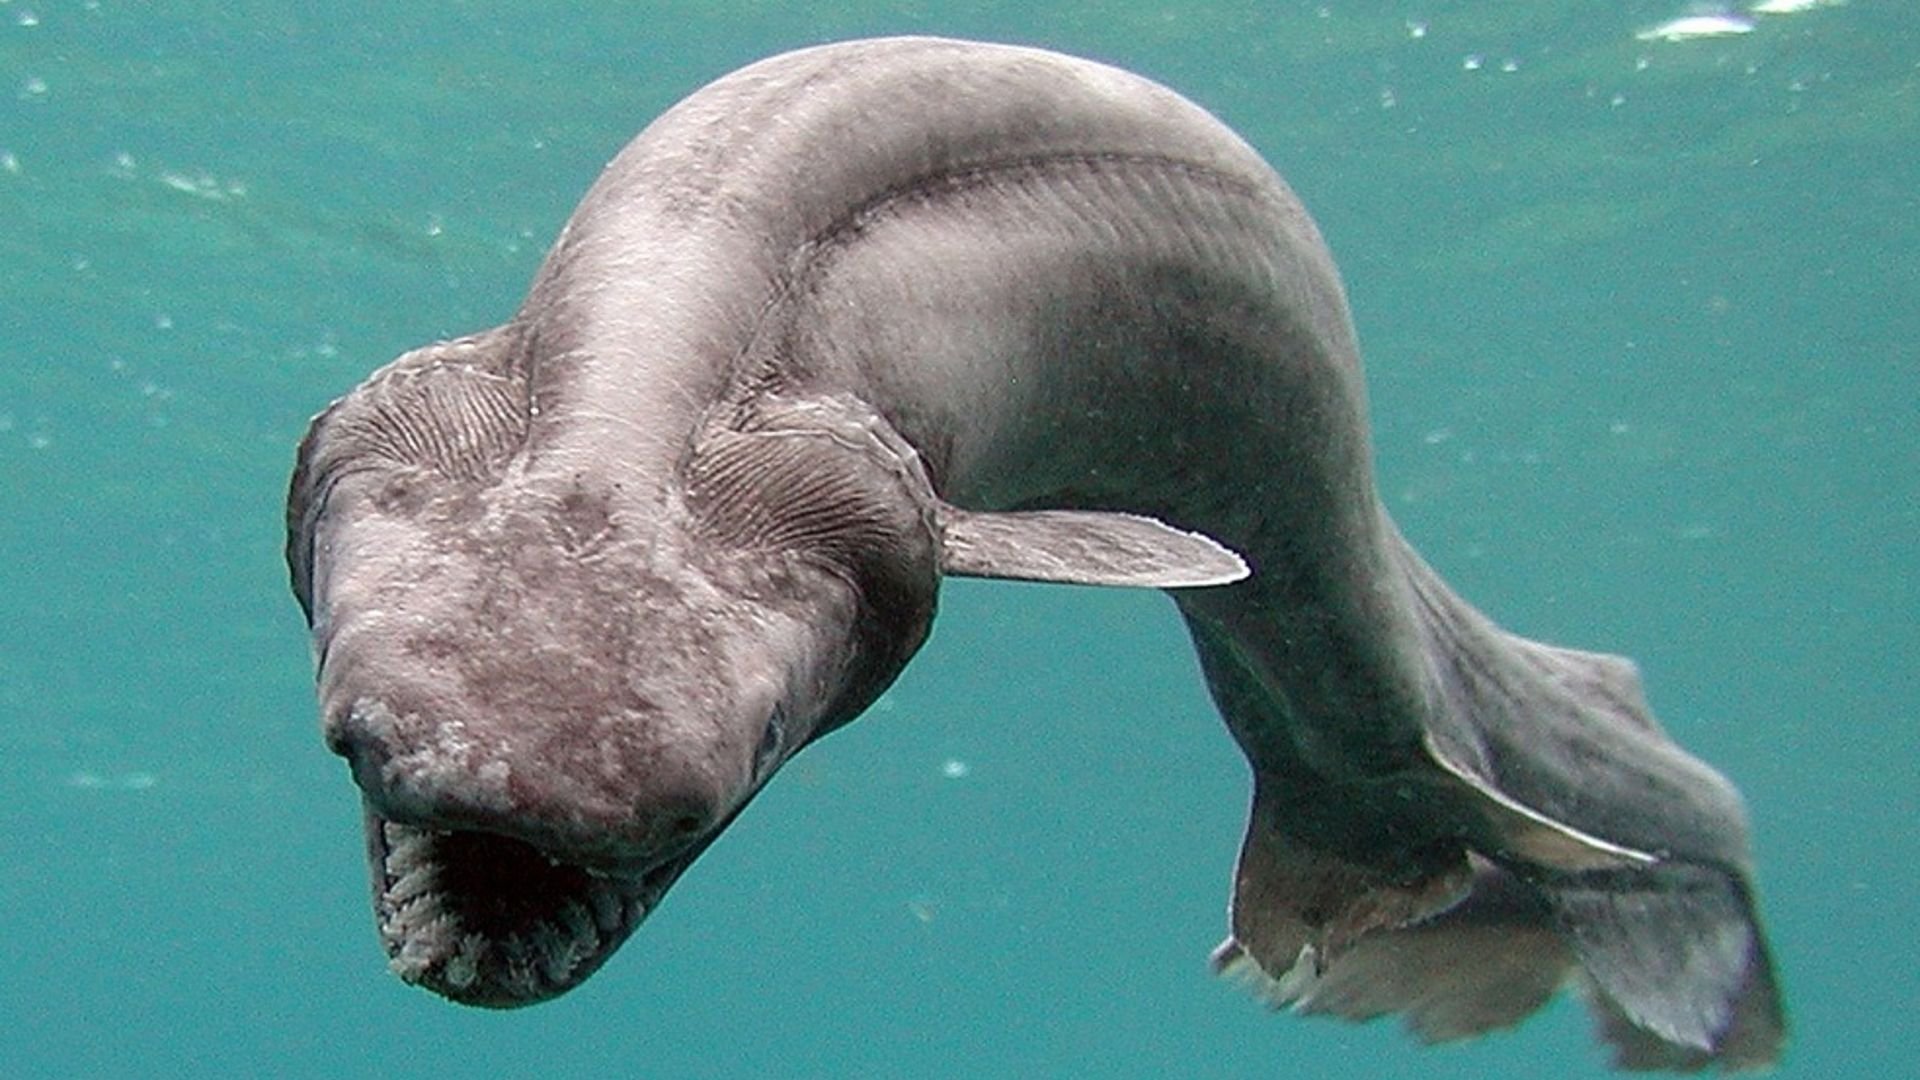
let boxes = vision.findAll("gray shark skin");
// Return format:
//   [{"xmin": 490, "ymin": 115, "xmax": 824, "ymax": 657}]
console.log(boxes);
[{"xmin": 286, "ymin": 37, "xmax": 1782, "ymax": 1070}]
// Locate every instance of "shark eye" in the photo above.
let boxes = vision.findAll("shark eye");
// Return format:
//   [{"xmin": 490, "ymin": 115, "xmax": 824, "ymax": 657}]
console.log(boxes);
[{"xmin": 753, "ymin": 706, "xmax": 787, "ymax": 780}]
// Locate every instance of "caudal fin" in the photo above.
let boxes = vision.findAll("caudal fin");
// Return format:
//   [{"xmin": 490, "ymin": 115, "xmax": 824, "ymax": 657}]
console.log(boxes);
[{"xmin": 1546, "ymin": 863, "xmax": 1784, "ymax": 1070}]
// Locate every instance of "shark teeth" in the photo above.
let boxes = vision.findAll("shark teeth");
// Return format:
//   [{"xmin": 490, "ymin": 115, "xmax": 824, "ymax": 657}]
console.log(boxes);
[{"xmin": 367, "ymin": 815, "xmax": 658, "ymax": 1006}]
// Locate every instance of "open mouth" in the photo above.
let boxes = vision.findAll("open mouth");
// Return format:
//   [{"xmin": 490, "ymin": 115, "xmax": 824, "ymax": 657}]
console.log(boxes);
[{"xmin": 363, "ymin": 808, "xmax": 690, "ymax": 1007}]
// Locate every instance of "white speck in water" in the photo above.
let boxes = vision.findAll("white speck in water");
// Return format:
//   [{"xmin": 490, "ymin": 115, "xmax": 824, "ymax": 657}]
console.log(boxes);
[
  {"xmin": 1423, "ymin": 427, "xmax": 1454, "ymax": 445},
  {"xmin": 20, "ymin": 75, "xmax": 47, "ymax": 98},
  {"xmin": 154, "ymin": 313, "xmax": 173, "ymax": 330},
  {"xmin": 1462, "ymin": 54, "xmax": 1484, "ymax": 72},
  {"xmin": 67, "ymin": 771, "xmax": 158, "ymax": 791},
  {"xmin": 1609, "ymin": 420, "xmax": 1632, "ymax": 436},
  {"xmin": 1406, "ymin": 20, "xmax": 1428, "ymax": 39},
  {"xmin": 1752, "ymin": 0, "xmax": 1846, "ymax": 14},
  {"xmin": 1500, "ymin": 58, "xmax": 1520, "ymax": 73},
  {"xmin": 1, "ymin": 150, "xmax": 18, "ymax": 174},
  {"xmin": 27, "ymin": 431, "xmax": 51, "ymax": 450},
  {"xmin": 940, "ymin": 758, "xmax": 971, "ymax": 780},
  {"xmin": 1610, "ymin": 92, "xmax": 1629, "ymax": 108},
  {"xmin": 1378, "ymin": 86, "xmax": 1397, "ymax": 109},
  {"xmin": 1635, "ymin": 14, "xmax": 1754, "ymax": 42},
  {"xmin": 18, "ymin": 10, "xmax": 38, "ymax": 28}
]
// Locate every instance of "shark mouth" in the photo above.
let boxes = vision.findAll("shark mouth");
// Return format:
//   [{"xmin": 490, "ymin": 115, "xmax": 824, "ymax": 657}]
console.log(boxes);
[{"xmin": 362, "ymin": 808, "xmax": 691, "ymax": 1007}]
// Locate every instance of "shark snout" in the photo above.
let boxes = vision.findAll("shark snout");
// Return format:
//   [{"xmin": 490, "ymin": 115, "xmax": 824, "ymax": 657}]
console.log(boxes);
[{"xmin": 325, "ymin": 695, "xmax": 731, "ymax": 872}]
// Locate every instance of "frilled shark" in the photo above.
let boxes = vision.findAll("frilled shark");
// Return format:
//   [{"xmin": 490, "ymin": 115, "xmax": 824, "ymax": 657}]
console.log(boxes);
[{"xmin": 286, "ymin": 36, "xmax": 1782, "ymax": 1070}]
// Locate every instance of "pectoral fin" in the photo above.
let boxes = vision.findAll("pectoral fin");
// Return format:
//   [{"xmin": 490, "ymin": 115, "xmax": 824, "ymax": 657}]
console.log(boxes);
[{"xmin": 937, "ymin": 505, "xmax": 1249, "ymax": 588}]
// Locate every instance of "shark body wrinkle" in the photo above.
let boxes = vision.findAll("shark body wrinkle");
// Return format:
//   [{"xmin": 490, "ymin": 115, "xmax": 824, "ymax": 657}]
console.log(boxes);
[{"xmin": 287, "ymin": 37, "xmax": 1782, "ymax": 1070}]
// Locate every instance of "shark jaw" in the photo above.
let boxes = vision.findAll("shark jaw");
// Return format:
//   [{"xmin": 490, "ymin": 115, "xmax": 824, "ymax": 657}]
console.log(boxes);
[{"xmin": 362, "ymin": 808, "xmax": 695, "ymax": 1007}]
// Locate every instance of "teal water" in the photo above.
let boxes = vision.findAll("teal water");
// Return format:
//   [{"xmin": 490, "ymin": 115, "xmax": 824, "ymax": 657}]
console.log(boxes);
[{"xmin": 2, "ymin": 2, "xmax": 1913, "ymax": 1076}]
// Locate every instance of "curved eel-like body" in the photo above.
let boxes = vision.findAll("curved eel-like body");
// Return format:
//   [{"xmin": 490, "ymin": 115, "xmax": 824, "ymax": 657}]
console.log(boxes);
[{"xmin": 287, "ymin": 37, "xmax": 1782, "ymax": 1070}]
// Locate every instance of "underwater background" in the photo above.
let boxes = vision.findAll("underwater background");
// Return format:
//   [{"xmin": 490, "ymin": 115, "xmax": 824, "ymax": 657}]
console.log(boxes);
[{"xmin": 2, "ymin": 1, "xmax": 1913, "ymax": 1076}]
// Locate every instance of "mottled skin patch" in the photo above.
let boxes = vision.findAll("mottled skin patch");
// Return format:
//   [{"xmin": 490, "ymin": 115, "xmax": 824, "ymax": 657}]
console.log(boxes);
[{"xmin": 287, "ymin": 37, "xmax": 1781, "ymax": 1068}]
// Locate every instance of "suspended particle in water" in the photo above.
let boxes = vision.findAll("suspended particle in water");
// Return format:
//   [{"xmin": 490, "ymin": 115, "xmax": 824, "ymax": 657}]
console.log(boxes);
[
  {"xmin": 1635, "ymin": 14, "xmax": 1754, "ymax": 42},
  {"xmin": 67, "ymin": 771, "xmax": 156, "ymax": 790},
  {"xmin": 1752, "ymin": 0, "xmax": 1846, "ymax": 13}
]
